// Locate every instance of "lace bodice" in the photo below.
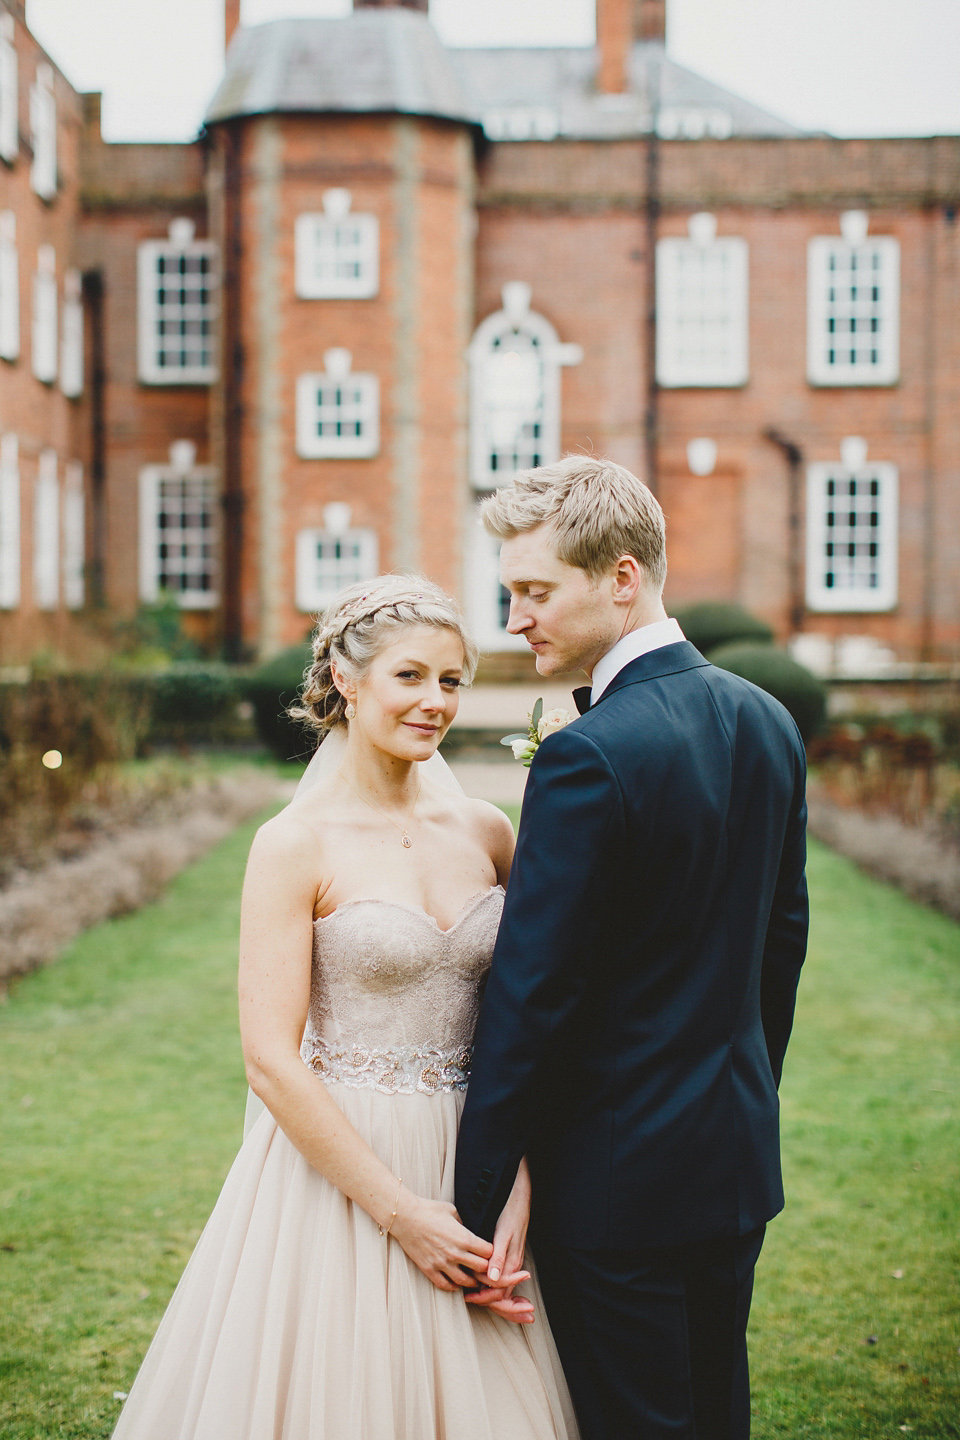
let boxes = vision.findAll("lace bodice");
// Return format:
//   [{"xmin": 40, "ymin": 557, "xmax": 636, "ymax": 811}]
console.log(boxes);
[{"xmin": 301, "ymin": 887, "xmax": 504, "ymax": 1095}]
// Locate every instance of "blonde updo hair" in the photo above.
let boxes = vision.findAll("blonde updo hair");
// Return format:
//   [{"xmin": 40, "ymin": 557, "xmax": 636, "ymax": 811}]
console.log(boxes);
[{"xmin": 290, "ymin": 574, "xmax": 480, "ymax": 738}]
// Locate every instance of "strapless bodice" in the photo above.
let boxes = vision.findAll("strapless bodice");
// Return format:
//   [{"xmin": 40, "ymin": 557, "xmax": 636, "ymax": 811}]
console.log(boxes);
[{"xmin": 300, "ymin": 887, "xmax": 504, "ymax": 1095}]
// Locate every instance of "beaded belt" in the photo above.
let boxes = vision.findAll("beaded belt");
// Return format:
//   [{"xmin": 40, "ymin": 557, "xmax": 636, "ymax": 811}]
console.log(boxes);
[{"xmin": 302, "ymin": 1037, "xmax": 473, "ymax": 1095}]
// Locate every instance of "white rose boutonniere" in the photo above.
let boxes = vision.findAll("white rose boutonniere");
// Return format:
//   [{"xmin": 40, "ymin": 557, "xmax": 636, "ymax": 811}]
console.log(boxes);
[{"xmin": 501, "ymin": 698, "xmax": 575, "ymax": 768}]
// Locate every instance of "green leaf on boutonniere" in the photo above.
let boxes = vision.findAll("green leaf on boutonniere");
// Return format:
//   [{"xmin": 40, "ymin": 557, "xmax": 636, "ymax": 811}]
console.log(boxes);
[
  {"xmin": 531, "ymin": 697, "xmax": 543, "ymax": 732},
  {"xmin": 500, "ymin": 733, "xmax": 528, "ymax": 746}
]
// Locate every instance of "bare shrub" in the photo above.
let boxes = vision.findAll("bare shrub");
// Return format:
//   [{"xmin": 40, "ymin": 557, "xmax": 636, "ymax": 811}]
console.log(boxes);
[{"xmin": 0, "ymin": 768, "xmax": 289, "ymax": 983}]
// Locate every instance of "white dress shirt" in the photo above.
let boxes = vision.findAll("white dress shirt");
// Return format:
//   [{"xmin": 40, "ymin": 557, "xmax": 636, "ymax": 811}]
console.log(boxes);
[{"xmin": 590, "ymin": 617, "xmax": 686, "ymax": 705}]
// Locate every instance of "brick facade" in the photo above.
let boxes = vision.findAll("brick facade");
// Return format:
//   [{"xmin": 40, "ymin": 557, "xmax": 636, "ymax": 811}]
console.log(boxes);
[{"xmin": 0, "ymin": 0, "xmax": 957, "ymax": 668}]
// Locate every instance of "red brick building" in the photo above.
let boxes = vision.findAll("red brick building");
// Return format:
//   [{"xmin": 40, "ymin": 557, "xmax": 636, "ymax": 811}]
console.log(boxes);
[{"xmin": 0, "ymin": 0, "xmax": 957, "ymax": 674}]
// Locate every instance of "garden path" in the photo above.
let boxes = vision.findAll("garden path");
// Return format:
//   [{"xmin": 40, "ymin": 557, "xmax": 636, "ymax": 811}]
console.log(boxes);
[{"xmin": 0, "ymin": 814, "xmax": 957, "ymax": 1439}]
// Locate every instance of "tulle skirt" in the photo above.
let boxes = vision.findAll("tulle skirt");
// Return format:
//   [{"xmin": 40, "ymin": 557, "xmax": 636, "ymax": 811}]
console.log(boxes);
[{"xmin": 112, "ymin": 1085, "xmax": 578, "ymax": 1440}]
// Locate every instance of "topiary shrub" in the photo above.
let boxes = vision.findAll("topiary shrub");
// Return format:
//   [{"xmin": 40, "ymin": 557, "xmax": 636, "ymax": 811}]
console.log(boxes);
[
  {"xmin": 670, "ymin": 602, "xmax": 774, "ymax": 656},
  {"xmin": 147, "ymin": 665, "xmax": 250, "ymax": 748},
  {"xmin": 708, "ymin": 642, "xmax": 827, "ymax": 743},
  {"xmin": 244, "ymin": 644, "xmax": 316, "ymax": 762}
]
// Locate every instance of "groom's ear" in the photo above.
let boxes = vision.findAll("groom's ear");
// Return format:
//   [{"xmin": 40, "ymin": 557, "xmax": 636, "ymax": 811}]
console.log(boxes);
[{"xmin": 611, "ymin": 554, "xmax": 644, "ymax": 605}]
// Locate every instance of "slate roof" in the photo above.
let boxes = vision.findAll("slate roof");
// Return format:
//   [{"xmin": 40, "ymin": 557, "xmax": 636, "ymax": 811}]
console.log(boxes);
[
  {"xmin": 205, "ymin": 10, "xmax": 476, "ymax": 127},
  {"xmin": 448, "ymin": 43, "xmax": 803, "ymax": 140},
  {"xmin": 205, "ymin": 10, "xmax": 801, "ymax": 141}
]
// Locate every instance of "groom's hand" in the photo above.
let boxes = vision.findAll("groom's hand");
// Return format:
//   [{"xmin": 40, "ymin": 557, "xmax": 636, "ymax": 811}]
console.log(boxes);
[{"xmin": 463, "ymin": 1267, "xmax": 535, "ymax": 1324}]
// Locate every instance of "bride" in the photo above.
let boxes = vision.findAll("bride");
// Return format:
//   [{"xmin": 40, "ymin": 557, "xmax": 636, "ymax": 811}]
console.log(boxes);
[{"xmin": 112, "ymin": 574, "xmax": 578, "ymax": 1440}]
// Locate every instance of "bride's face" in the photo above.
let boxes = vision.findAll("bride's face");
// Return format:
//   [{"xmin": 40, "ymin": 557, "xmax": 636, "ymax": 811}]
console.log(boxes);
[{"xmin": 347, "ymin": 625, "xmax": 465, "ymax": 762}]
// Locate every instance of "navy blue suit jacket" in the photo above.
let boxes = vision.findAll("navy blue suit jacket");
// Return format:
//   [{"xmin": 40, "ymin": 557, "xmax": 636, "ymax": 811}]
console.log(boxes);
[{"xmin": 454, "ymin": 642, "xmax": 808, "ymax": 1249}]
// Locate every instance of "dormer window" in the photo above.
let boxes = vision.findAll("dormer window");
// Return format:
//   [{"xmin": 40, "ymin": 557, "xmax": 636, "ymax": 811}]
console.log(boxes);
[
  {"xmin": 806, "ymin": 437, "xmax": 898, "ymax": 611},
  {"xmin": 60, "ymin": 268, "xmax": 83, "ymax": 398},
  {"xmin": 656, "ymin": 213, "xmax": 748, "ymax": 388},
  {"xmin": 0, "ymin": 210, "xmax": 19, "ymax": 361},
  {"xmin": 807, "ymin": 212, "xmax": 899, "ymax": 386},
  {"xmin": 295, "ymin": 503, "xmax": 379, "ymax": 613},
  {"xmin": 137, "ymin": 218, "xmax": 219, "ymax": 385},
  {"xmin": 295, "ymin": 190, "xmax": 379, "ymax": 299},
  {"xmin": 482, "ymin": 108, "xmax": 559, "ymax": 142},
  {"xmin": 30, "ymin": 62, "xmax": 56, "ymax": 200},
  {"xmin": 32, "ymin": 244, "xmax": 57, "ymax": 384},
  {"xmin": 468, "ymin": 282, "xmax": 581, "ymax": 488},
  {"xmin": 139, "ymin": 441, "xmax": 218, "ymax": 609},
  {"xmin": 296, "ymin": 350, "xmax": 380, "ymax": 459},
  {"xmin": 0, "ymin": 15, "xmax": 18, "ymax": 165},
  {"xmin": 657, "ymin": 108, "xmax": 732, "ymax": 140}
]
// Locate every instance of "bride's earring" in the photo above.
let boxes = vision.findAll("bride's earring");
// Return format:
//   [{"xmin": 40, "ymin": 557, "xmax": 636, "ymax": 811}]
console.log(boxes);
[{"xmin": 344, "ymin": 702, "xmax": 356, "ymax": 720}]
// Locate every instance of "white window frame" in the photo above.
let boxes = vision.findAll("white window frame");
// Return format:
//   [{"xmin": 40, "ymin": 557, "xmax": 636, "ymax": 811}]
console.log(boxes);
[
  {"xmin": 62, "ymin": 460, "xmax": 84, "ymax": 610},
  {"xmin": 807, "ymin": 212, "xmax": 899, "ymax": 387},
  {"xmin": 29, "ymin": 61, "xmax": 56, "ymax": 201},
  {"xmin": 137, "ymin": 218, "xmax": 219, "ymax": 385},
  {"xmin": 657, "ymin": 108, "xmax": 733, "ymax": 140},
  {"xmin": 33, "ymin": 448, "xmax": 58, "ymax": 610},
  {"xmin": 32, "ymin": 243, "xmax": 56, "ymax": 383},
  {"xmin": 0, "ymin": 14, "xmax": 18, "ymax": 166},
  {"xmin": 0, "ymin": 433, "xmax": 19, "ymax": 609},
  {"xmin": 60, "ymin": 267, "xmax": 83, "ymax": 398},
  {"xmin": 0, "ymin": 209, "xmax": 19, "ymax": 361},
  {"xmin": 465, "ymin": 500, "xmax": 529, "ymax": 653},
  {"xmin": 468, "ymin": 282, "xmax": 582, "ymax": 490},
  {"xmin": 656, "ymin": 213, "xmax": 749, "ymax": 388},
  {"xmin": 806, "ymin": 439, "xmax": 898, "ymax": 612},
  {"xmin": 138, "ymin": 441, "xmax": 218, "ymax": 610},
  {"xmin": 295, "ymin": 505, "xmax": 378, "ymax": 613},
  {"xmin": 296, "ymin": 349, "xmax": 380, "ymax": 459},
  {"xmin": 295, "ymin": 189, "xmax": 379, "ymax": 300},
  {"xmin": 482, "ymin": 107, "xmax": 559, "ymax": 141}
]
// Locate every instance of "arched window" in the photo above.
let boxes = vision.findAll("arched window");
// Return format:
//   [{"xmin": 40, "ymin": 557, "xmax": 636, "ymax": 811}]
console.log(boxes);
[
  {"xmin": 468, "ymin": 282, "xmax": 580, "ymax": 488},
  {"xmin": 466, "ymin": 283, "xmax": 581, "ymax": 650}
]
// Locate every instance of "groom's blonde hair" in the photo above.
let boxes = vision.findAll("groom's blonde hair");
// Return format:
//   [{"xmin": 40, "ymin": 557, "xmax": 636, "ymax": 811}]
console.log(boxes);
[{"xmin": 481, "ymin": 455, "xmax": 667, "ymax": 591}]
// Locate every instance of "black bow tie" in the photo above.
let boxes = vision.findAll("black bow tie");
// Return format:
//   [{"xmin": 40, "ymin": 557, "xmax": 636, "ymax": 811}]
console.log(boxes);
[{"xmin": 573, "ymin": 687, "xmax": 592, "ymax": 716}]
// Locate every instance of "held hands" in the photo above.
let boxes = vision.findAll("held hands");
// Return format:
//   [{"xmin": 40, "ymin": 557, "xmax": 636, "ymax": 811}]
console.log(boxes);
[
  {"xmin": 463, "ymin": 1158, "xmax": 535, "ymax": 1325},
  {"xmin": 387, "ymin": 1171, "xmax": 535, "ymax": 1325},
  {"xmin": 389, "ymin": 1190, "xmax": 493, "ymax": 1292}
]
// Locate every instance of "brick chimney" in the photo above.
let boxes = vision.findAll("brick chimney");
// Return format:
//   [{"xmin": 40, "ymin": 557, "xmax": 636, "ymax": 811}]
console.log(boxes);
[
  {"xmin": 225, "ymin": 0, "xmax": 240, "ymax": 50},
  {"xmin": 596, "ymin": 0, "xmax": 631, "ymax": 93},
  {"xmin": 353, "ymin": 0, "xmax": 430, "ymax": 11},
  {"xmin": 597, "ymin": 0, "xmax": 666, "ymax": 94},
  {"xmin": 634, "ymin": 0, "xmax": 666, "ymax": 43}
]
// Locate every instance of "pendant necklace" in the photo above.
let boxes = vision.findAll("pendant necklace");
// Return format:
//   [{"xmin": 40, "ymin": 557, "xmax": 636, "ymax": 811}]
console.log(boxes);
[{"xmin": 339, "ymin": 768, "xmax": 422, "ymax": 849}]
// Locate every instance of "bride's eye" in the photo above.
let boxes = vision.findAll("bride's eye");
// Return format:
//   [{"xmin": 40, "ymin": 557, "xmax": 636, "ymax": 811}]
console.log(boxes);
[
  {"xmin": 397, "ymin": 669, "xmax": 421, "ymax": 681},
  {"xmin": 440, "ymin": 676, "xmax": 462, "ymax": 690}
]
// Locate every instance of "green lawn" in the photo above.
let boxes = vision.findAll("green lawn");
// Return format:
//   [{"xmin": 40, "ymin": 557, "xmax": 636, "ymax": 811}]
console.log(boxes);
[{"xmin": 0, "ymin": 823, "xmax": 958, "ymax": 1438}]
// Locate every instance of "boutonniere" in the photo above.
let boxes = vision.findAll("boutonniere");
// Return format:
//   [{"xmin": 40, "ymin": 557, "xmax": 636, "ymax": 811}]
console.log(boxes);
[{"xmin": 501, "ymin": 697, "xmax": 575, "ymax": 768}]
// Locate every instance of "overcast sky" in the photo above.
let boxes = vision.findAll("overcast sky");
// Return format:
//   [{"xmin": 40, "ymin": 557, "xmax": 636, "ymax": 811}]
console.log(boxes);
[{"xmin": 25, "ymin": 0, "xmax": 960, "ymax": 144}]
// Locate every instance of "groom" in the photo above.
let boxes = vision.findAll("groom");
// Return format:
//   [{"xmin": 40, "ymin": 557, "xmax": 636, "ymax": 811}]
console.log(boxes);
[{"xmin": 455, "ymin": 456, "xmax": 808, "ymax": 1440}]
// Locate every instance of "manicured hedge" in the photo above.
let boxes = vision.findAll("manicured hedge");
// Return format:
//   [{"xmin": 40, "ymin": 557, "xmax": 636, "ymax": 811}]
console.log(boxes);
[
  {"xmin": 671, "ymin": 602, "xmax": 774, "ymax": 656},
  {"xmin": 708, "ymin": 642, "xmax": 827, "ymax": 742},
  {"xmin": 148, "ymin": 665, "xmax": 249, "ymax": 747},
  {"xmin": 243, "ymin": 644, "xmax": 316, "ymax": 762}
]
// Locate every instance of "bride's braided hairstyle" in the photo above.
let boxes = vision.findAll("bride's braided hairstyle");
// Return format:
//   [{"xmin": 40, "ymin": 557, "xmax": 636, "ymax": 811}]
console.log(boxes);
[{"xmin": 290, "ymin": 574, "xmax": 480, "ymax": 738}]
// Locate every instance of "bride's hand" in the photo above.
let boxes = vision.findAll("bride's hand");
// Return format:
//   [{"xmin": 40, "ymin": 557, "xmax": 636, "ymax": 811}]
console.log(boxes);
[
  {"xmin": 464, "ymin": 1159, "xmax": 535, "ymax": 1324},
  {"xmin": 389, "ymin": 1190, "xmax": 493, "ymax": 1292}
]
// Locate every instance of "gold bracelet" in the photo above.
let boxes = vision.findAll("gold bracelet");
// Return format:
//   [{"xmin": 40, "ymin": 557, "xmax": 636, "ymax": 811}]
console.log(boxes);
[{"xmin": 379, "ymin": 1178, "xmax": 403, "ymax": 1238}]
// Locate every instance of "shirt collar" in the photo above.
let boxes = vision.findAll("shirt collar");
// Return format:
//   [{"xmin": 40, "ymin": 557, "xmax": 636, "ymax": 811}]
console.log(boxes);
[{"xmin": 590, "ymin": 618, "xmax": 686, "ymax": 704}]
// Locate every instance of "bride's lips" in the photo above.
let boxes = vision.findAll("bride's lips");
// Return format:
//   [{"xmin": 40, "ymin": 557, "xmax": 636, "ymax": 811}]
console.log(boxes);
[{"xmin": 404, "ymin": 722, "xmax": 440, "ymax": 735}]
